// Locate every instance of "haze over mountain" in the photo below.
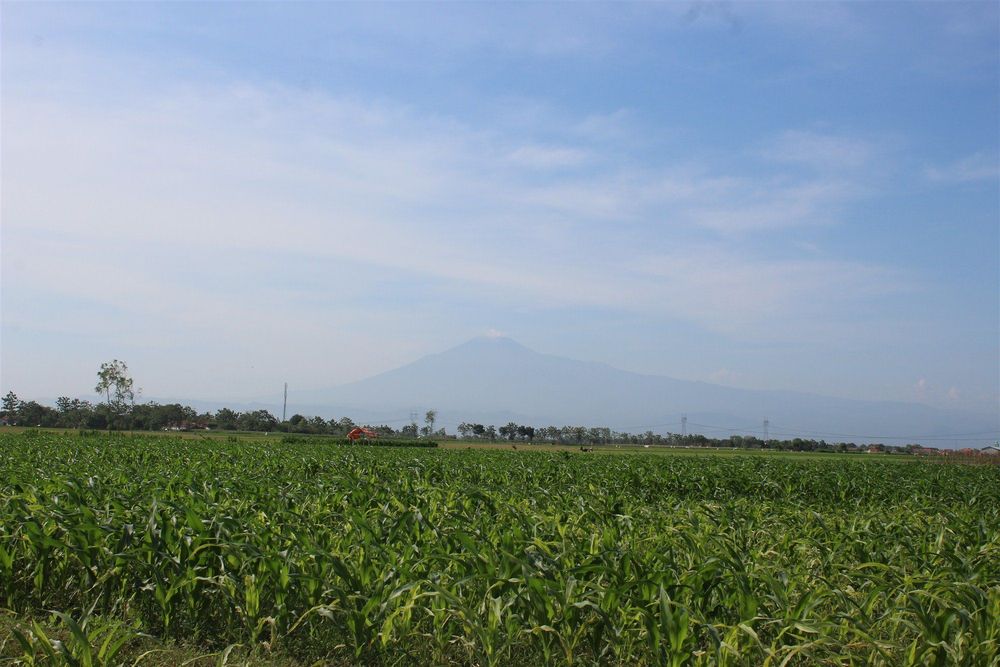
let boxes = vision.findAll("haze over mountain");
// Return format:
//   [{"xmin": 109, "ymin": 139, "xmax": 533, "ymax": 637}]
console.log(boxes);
[{"xmin": 285, "ymin": 337, "xmax": 998, "ymax": 447}]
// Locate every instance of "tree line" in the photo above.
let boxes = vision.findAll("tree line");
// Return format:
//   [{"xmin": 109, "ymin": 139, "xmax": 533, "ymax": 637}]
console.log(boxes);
[
  {"xmin": 0, "ymin": 360, "xmax": 939, "ymax": 454},
  {"xmin": 456, "ymin": 421, "xmax": 912, "ymax": 452},
  {"xmin": 2, "ymin": 391, "xmax": 933, "ymax": 454},
  {"xmin": 0, "ymin": 390, "xmax": 413, "ymax": 437},
  {"xmin": 0, "ymin": 362, "xmax": 443, "ymax": 437}
]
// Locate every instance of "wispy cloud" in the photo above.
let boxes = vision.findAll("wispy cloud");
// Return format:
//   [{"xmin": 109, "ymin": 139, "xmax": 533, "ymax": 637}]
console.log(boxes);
[
  {"xmin": 925, "ymin": 152, "xmax": 999, "ymax": 183},
  {"xmin": 507, "ymin": 145, "xmax": 589, "ymax": 169},
  {"xmin": 0, "ymin": 0, "xmax": 994, "ymax": 420},
  {"xmin": 3, "ymin": 45, "xmax": 903, "ymax": 342},
  {"xmin": 763, "ymin": 130, "xmax": 874, "ymax": 171},
  {"xmin": 632, "ymin": 250, "xmax": 906, "ymax": 337},
  {"xmin": 9, "ymin": 24, "xmax": 987, "ymax": 410},
  {"xmin": 687, "ymin": 179, "xmax": 857, "ymax": 233}
]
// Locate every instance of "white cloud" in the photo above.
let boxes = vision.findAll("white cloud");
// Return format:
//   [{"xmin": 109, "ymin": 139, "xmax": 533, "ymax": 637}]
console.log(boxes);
[
  {"xmin": 688, "ymin": 179, "xmax": 857, "ymax": 233},
  {"xmin": 763, "ymin": 130, "xmax": 873, "ymax": 170},
  {"xmin": 507, "ymin": 145, "xmax": 589, "ymax": 169},
  {"xmin": 925, "ymin": 153, "xmax": 999, "ymax": 183},
  {"xmin": 571, "ymin": 108, "xmax": 634, "ymax": 141},
  {"xmin": 632, "ymin": 250, "xmax": 905, "ymax": 337},
  {"xmin": 2, "ymin": 42, "xmax": 914, "ymax": 395}
]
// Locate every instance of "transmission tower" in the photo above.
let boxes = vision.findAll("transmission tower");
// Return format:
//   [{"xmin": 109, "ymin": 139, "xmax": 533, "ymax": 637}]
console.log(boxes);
[
  {"xmin": 681, "ymin": 414, "xmax": 687, "ymax": 438},
  {"xmin": 763, "ymin": 418, "xmax": 769, "ymax": 443}
]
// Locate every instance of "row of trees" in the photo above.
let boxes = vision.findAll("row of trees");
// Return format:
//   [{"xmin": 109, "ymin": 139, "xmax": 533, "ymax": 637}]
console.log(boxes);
[
  {"xmin": 459, "ymin": 423, "xmax": 614, "ymax": 444},
  {"xmin": 1, "ymin": 360, "xmax": 141, "ymax": 430},
  {"xmin": 1, "ymin": 361, "xmax": 442, "ymax": 437},
  {"xmin": 1, "ymin": 389, "xmax": 931, "ymax": 453},
  {"xmin": 459, "ymin": 420, "xmax": 925, "ymax": 453},
  {"xmin": 0, "ymin": 360, "xmax": 932, "ymax": 454},
  {"xmin": 0, "ymin": 392, "xmax": 411, "ymax": 436}
]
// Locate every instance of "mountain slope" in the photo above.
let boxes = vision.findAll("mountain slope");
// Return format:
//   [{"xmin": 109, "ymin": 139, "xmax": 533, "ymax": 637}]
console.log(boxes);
[{"xmin": 289, "ymin": 337, "xmax": 997, "ymax": 445}]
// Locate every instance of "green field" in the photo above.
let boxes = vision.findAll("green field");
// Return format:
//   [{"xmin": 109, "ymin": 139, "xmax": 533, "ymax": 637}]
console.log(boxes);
[{"xmin": 1, "ymin": 431, "xmax": 998, "ymax": 665}]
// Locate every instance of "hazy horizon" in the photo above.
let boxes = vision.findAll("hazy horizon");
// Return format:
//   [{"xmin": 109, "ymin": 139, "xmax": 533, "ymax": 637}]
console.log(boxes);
[
  {"xmin": 9, "ymin": 334, "xmax": 999, "ymax": 450},
  {"xmin": 3, "ymin": 2, "xmax": 998, "ymax": 416}
]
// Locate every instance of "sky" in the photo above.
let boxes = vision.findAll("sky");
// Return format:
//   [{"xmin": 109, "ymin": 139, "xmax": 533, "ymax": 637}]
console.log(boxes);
[{"xmin": 2, "ymin": 1, "xmax": 998, "ymax": 416}]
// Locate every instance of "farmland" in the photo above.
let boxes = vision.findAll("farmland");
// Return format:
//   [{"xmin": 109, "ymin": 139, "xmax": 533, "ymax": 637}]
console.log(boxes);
[{"xmin": 1, "ymin": 431, "xmax": 998, "ymax": 665}]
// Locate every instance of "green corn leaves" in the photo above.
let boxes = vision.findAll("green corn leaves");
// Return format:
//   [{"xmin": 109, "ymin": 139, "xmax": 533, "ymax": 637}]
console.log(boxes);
[{"xmin": 1, "ymin": 431, "xmax": 998, "ymax": 665}]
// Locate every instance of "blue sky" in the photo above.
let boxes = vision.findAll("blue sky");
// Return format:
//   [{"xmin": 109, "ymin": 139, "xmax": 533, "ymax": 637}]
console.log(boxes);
[{"xmin": 2, "ymin": 2, "xmax": 998, "ymax": 415}]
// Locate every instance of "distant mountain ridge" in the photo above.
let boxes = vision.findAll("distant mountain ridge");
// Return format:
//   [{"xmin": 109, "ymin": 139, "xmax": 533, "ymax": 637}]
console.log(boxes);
[{"xmin": 285, "ymin": 336, "xmax": 998, "ymax": 446}]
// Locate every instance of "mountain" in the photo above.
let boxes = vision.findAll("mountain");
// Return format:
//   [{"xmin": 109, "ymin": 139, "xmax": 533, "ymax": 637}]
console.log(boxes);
[{"xmin": 287, "ymin": 336, "xmax": 998, "ymax": 446}]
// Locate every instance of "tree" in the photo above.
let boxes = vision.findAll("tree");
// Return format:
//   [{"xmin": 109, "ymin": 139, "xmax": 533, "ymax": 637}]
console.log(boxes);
[
  {"xmin": 424, "ymin": 410, "xmax": 437, "ymax": 436},
  {"xmin": 53, "ymin": 397, "xmax": 94, "ymax": 428},
  {"xmin": 237, "ymin": 409, "xmax": 278, "ymax": 432},
  {"xmin": 215, "ymin": 408, "xmax": 239, "ymax": 430},
  {"xmin": 95, "ymin": 360, "xmax": 134, "ymax": 429},
  {"xmin": 2, "ymin": 391, "xmax": 20, "ymax": 424},
  {"xmin": 310, "ymin": 416, "xmax": 328, "ymax": 433},
  {"xmin": 17, "ymin": 401, "xmax": 58, "ymax": 427}
]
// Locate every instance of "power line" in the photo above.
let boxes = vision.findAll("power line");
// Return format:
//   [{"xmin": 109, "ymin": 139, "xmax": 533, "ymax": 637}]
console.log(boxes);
[
  {"xmin": 687, "ymin": 421, "xmax": 752, "ymax": 433},
  {"xmin": 615, "ymin": 421, "xmax": 683, "ymax": 431}
]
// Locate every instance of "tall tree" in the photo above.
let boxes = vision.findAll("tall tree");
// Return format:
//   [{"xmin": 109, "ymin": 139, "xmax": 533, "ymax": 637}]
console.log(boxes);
[
  {"xmin": 95, "ymin": 360, "xmax": 134, "ymax": 429},
  {"xmin": 215, "ymin": 408, "xmax": 239, "ymax": 430},
  {"xmin": 2, "ymin": 391, "xmax": 20, "ymax": 423},
  {"xmin": 424, "ymin": 410, "xmax": 437, "ymax": 435}
]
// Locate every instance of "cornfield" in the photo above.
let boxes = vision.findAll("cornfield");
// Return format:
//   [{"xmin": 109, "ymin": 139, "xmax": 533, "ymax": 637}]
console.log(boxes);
[{"xmin": 1, "ymin": 431, "xmax": 998, "ymax": 665}]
